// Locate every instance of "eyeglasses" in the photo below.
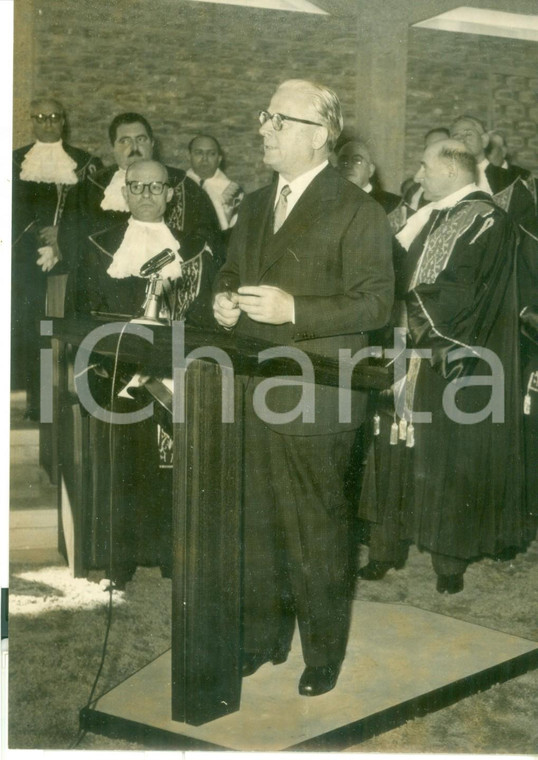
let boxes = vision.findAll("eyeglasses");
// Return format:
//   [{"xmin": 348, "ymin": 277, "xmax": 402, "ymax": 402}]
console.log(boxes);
[
  {"xmin": 258, "ymin": 110, "xmax": 323, "ymax": 132},
  {"xmin": 126, "ymin": 181, "xmax": 169, "ymax": 196},
  {"xmin": 31, "ymin": 113, "xmax": 64, "ymax": 124},
  {"xmin": 337, "ymin": 155, "xmax": 366, "ymax": 167}
]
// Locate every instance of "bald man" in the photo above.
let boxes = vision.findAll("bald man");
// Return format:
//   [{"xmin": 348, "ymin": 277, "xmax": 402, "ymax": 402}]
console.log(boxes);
[
  {"xmin": 12, "ymin": 97, "xmax": 102, "ymax": 419},
  {"xmin": 70, "ymin": 159, "xmax": 218, "ymax": 588}
]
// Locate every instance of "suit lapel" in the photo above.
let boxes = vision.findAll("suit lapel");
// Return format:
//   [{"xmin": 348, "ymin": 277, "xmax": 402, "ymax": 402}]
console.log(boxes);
[
  {"xmin": 243, "ymin": 183, "xmax": 276, "ymax": 283},
  {"xmin": 258, "ymin": 165, "xmax": 338, "ymax": 279}
]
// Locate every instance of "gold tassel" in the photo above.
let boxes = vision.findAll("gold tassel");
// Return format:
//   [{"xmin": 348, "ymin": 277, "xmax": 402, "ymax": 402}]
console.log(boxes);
[
  {"xmin": 524, "ymin": 394, "xmax": 531, "ymax": 415},
  {"xmin": 373, "ymin": 413, "xmax": 380, "ymax": 436},
  {"xmin": 406, "ymin": 422, "xmax": 415, "ymax": 448},
  {"xmin": 398, "ymin": 418, "xmax": 407, "ymax": 440}
]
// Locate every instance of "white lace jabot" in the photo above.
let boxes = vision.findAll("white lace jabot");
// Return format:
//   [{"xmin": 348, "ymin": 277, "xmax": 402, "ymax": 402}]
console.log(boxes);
[
  {"xmin": 101, "ymin": 168, "xmax": 129, "ymax": 212},
  {"xmin": 20, "ymin": 140, "xmax": 78, "ymax": 184},
  {"xmin": 107, "ymin": 218, "xmax": 183, "ymax": 280}
]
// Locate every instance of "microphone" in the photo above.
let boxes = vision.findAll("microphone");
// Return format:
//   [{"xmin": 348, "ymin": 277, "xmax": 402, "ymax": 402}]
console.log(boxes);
[{"xmin": 139, "ymin": 248, "xmax": 176, "ymax": 277}]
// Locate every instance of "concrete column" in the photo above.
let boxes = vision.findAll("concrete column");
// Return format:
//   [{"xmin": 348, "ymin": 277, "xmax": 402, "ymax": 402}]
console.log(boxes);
[
  {"xmin": 352, "ymin": 4, "xmax": 410, "ymax": 193},
  {"xmin": 13, "ymin": 0, "xmax": 35, "ymax": 148}
]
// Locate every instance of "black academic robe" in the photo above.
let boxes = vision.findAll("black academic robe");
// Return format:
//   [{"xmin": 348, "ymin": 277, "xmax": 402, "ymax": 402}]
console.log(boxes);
[
  {"xmin": 72, "ymin": 219, "xmax": 217, "ymax": 327},
  {"xmin": 518, "ymin": 216, "xmax": 538, "ymax": 531},
  {"xmin": 59, "ymin": 162, "xmax": 223, "ymax": 280},
  {"xmin": 72, "ymin": 218, "xmax": 219, "ymax": 582},
  {"xmin": 359, "ymin": 192, "xmax": 528, "ymax": 561},
  {"xmin": 11, "ymin": 142, "xmax": 102, "ymax": 400}
]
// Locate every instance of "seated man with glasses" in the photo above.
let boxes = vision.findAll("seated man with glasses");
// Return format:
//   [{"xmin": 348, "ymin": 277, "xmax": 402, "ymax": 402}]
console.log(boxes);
[
  {"xmin": 73, "ymin": 158, "xmax": 217, "ymax": 323},
  {"xmin": 60, "ymin": 112, "xmax": 223, "ymax": 308},
  {"xmin": 336, "ymin": 139, "xmax": 400, "ymax": 214},
  {"xmin": 70, "ymin": 159, "xmax": 218, "ymax": 588},
  {"xmin": 12, "ymin": 97, "xmax": 102, "ymax": 419}
]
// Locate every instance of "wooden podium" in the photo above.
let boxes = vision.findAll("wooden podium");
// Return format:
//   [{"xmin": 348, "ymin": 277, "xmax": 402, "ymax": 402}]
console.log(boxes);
[{"xmin": 52, "ymin": 317, "xmax": 389, "ymax": 726}]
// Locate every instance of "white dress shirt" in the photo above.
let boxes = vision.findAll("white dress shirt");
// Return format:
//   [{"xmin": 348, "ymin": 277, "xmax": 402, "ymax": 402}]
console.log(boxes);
[
  {"xmin": 186, "ymin": 167, "xmax": 242, "ymax": 230},
  {"xmin": 274, "ymin": 160, "xmax": 328, "ymax": 221}
]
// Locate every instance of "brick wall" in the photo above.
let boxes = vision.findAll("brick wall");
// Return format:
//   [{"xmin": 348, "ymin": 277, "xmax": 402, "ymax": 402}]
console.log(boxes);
[
  {"xmin": 21, "ymin": 0, "xmax": 358, "ymax": 192},
  {"xmin": 15, "ymin": 1, "xmax": 538, "ymax": 192},
  {"xmin": 405, "ymin": 27, "xmax": 538, "ymax": 182}
]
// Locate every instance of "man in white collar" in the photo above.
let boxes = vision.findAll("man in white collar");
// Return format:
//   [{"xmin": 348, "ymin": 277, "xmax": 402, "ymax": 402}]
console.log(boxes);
[
  {"xmin": 357, "ymin": 139, "xmax": 529, "ymax": 596},
  {"xmin": 72, "ymin": 159, "xmax": 216, "ymax": 324},
  {"xmin": 214, "ymin": 79, "xmax": 393, "ymax": 697},
  {"xmin": 60, "ymin": 112, "xmax": 222, "ymax": 299},
  {"xmin": 12, "ymin": 97, "xmax": 102, "ymax": 419},
  {"xmin": 187, "ymin": 134, "xmax": 243, "ymax": 235},
  {"xmin": 70, "ymin": 159, "xmax": 218, "ymax": 589},
  {"xmin": 449, "ymin": 115, "xmax": 535, "ymax": 222}
]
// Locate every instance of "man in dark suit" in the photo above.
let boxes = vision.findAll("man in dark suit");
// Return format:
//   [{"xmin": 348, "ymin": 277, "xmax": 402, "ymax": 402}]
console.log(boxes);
[
  {"xmin": 486, "ymin": 129, "xmax": 532, "ymax": 179},
  {"xmin": 336, "ymin": 139, "xmax": 400, "ymax": 214},
  {"xmin": 12, "ymin": 97, "xmax": 102, "ymax": 418},
  {"xmin": 59, "ymin": 112, "xmax": 223, "ymax": 302},
  {"xmin": 449, "ymin": 115, "xmax": 535, "ymax": 223},
  {"xmin": 214, "ymin": 79, "xmax": 393, "ymax": 696}
]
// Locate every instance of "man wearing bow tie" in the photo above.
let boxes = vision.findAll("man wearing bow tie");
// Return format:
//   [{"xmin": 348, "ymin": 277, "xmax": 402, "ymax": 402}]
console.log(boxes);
[
  {"xmin": 12, "ymin": 97, "xmax": 102, "ymax": 419},
  {"xmin": 214, "ymin": 79, "xmax": 393, "ymax": 697}
]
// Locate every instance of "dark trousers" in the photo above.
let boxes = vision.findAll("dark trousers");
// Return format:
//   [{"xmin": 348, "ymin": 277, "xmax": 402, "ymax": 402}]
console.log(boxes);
[
  {"xmin": 243, "ymin": 408, "xmax": 355, "ymax": 668},
  {"xmin": 368, "ymin": 529, "xmax": 468, "ymax": 576}
]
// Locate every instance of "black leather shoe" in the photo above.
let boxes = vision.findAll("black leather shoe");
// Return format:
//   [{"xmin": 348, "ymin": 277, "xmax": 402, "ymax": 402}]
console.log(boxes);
[
  {"xmin": 436, "ymin": 573, "xmax": 464, "ymax": 594},
  {"xmin": 298, "ymin": 664, "xmax": 341, "ymax": 697},
  {"xmin": 241, "ymin": 650, "xmax": 288, "ymax": 677},
  {"xmin": 357, "ymin": 559, "xmax": 404, "ymax": 580}
]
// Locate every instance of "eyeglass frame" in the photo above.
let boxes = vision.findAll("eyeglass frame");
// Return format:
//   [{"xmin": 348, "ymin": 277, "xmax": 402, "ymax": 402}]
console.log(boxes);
[
  {"xmin": 258, "ymin": 110, "xmax": 323, "ymax": 132},
  {"xmin": 125, "ymin": 181, "xmax": 170, "ymax": 196},
  {"xmin": 31, "ymin": 113, "xmax": 64, "ymax": 124},
  {"xmin": 337, "ymin": 155, "xmax": 368, "ymax": 167}
]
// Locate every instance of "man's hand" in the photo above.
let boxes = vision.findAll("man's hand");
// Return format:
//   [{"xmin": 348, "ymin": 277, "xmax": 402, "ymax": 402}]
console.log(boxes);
[
  {"xmin": 236, "ymin": 285, "xmax": 294, "ymax": 324},
  {"xmin": 213, "ymin": 291, "xmax": 241, "ymax": 328},
  {"xmin": 37, "ymin": 245, "xmax": 59, "ymax": 272}
]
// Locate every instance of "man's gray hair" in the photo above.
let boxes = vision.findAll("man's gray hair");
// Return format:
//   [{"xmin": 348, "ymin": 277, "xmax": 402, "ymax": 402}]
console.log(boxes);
[
  {"xmin": 438, "ymin": 144, "xmax": 478, "ymax": 184},
  {"xmin": 30, "ymin": 97, "xmax": 64, "ymax": 115},
  {"xmin": 450, "ymin": 114, "xmax": 487, "ymax": 135},
  {"xmin": 280, "ymin": 79, "xmax": 343, "ymax": 151}
]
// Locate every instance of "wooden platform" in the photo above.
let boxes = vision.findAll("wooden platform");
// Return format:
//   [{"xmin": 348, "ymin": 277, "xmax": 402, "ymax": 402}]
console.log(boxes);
[{"xmin": 81, "ymin": 600, "xmax": 538, "ymax": 751}]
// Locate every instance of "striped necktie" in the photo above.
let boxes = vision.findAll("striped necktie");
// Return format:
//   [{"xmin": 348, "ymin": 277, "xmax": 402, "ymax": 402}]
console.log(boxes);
[{"xmin": 273, "ymin": 184, "xmax": 291, "ymax": 233}]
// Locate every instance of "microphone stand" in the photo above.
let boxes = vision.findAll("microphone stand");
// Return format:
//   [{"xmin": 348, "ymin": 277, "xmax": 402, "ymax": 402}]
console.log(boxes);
[{"xmin": 130, "ymin": 273, "xmax": 170, "ymax": 326}]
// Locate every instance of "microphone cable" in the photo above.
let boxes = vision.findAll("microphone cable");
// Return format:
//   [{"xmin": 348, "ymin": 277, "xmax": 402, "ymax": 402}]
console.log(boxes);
[{"xmin": 69, "ymin": 322, "xmax": 130, "ymax": 750}]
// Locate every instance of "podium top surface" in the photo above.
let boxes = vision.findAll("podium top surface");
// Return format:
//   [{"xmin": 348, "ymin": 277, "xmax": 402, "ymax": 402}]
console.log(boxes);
[{"xmin": 51, "ymin": 316, "xmax": 391, "ymax": 392}]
